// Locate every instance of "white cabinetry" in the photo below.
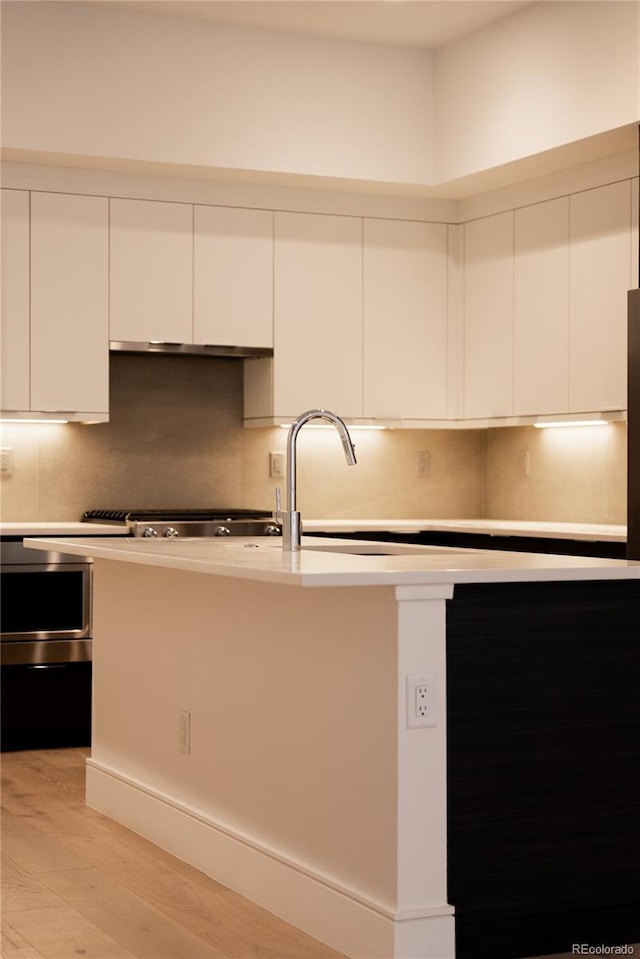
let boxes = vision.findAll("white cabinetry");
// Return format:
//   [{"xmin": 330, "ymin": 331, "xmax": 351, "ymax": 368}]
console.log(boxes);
[
  {"xmin": 470, "ymin": 179, "xmax": 633, "ymax": 422},
  {"xmin": 5, "ymin": 172, "xmax": 632, "ymax": 428},
  {"xmin": 513, "ymin": 197, "xmax": 570, "ymax": 416},
  {"xmin": 1, "ymin": 190, "xmax": 109, "ymax": 420},
  {"xmin": 463, "ymin": 212, "xmax": 514, "ymax": 419},
  {"xmin": 363, "ymin": 218, "xmax": 448, "ymax": 420},
  {"xmin": 194, "ymin": 206, "xmax": 273, "ymax": 349},
  {"xmin": 31, "ymin": 192, "xmax": 109, "ymax": 416},
  {"xmin": 110, "ymin": 198, "xmax": 193, "ymax": 344},
  {"xmin": 568, "ymin": 181, "xmax": 632, "ymax": 413},
  {"xmin": 1, "ymin": 189, "xmax": 30, "ymax": 412},
  {"xmin": 245, "ymin": 212, "xmax": 362, "ymax": 422}
]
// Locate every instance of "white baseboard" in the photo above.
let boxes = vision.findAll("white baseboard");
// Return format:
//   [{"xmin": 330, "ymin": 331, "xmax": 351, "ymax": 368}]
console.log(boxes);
[{"xmin": 86, "ymin": 759, "xmax": 455, "ymax": 959}]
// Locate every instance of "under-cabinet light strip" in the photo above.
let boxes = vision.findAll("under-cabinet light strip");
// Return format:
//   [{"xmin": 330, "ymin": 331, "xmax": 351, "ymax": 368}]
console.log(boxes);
[
  {"xmin": 279, "ymin": 423, "xmax": 386, "ymax": 430},
  {"xmin": 533, "ymin": 420, "xmax": 609, "ymax": 429},
  {"xmin": 0, "ymin": 418, "xmax": 69, "ymax": 424}
]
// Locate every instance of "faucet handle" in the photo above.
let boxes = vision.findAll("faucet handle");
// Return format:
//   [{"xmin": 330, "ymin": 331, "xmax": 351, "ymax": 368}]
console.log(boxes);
[{"xmin": 274, "ymin": 487, "xmax": 282, "ymax": 517}]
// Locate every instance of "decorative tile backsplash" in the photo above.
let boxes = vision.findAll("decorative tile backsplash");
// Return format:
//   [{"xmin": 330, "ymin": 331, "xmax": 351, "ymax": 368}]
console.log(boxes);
[{"xmin": 0, "ymin": 353, "xmax": 626, "ymax": 525}]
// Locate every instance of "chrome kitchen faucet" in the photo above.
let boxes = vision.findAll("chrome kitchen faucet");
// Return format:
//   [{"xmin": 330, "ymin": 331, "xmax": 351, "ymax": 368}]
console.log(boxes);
[{"xmin": 275, "ymin": 409, "xmax": 357, "ymax": 551}]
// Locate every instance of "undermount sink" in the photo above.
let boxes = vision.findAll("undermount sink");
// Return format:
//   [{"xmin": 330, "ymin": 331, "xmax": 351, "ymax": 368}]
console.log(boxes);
[{"xmin": 303, "ymin": 542, "xmax": 468, "ymax": 556}]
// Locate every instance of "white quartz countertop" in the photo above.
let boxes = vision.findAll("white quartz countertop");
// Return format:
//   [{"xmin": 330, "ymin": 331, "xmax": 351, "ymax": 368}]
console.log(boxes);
[
  {"xmin": 4, "ymin": 520, "xmax": 626, "ymax": 542},
  {"xmin": 24, "ymin": 535, "xmax": 640, "ymax": 588},
  {"xmin": 304, "ymin": 519, "xmax": 627, "ymax": 542},
  {"xmin": 1, "ymin": 522, "xmax": 131, "ymax": 537}
]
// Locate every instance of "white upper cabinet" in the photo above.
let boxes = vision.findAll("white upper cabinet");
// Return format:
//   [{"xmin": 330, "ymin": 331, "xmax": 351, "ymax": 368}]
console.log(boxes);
[
  {"xmin": 274, "ymin": 211, "xmax": 362, "ymax": 418},
  {"xmin": 194, "ymin": 206, "xmax": 273, "ymax": 349},
  {"xmin": 1, "ymin": 189, "xmax": 30, "ymax": 412},
  {"xmin": 5, "ymin": 171, "xmax": 635, "ymax": 428},
  {"xmin": 474, "ymin": 179, "xmax": 634, "ymax": 422},
  {"xmin": 363, "ymin": 218, "xmax": 448, "ymax": 420},
  {"xmin": 30, "ymin": 192, "xmax": 109, "ymax": 416},
  {"xmin": 569, "ymin": 181, "xmax": 633, "ymax": 413},
  {"xmin": 513, "ymin": 197, "xmax": 570, "ymax": 416},
  {"xmin": 1, "ymin": 189, "xmax": 109, "ymax": 419},
  {"xmin": 246, "ymin": 212, "xmax": 362, "ymax": 422},
  {"xmin": 463, "ymin": 211, "xmax": 514, "ymax": 419},
  {"xmin": 110, "ymin": 198, "xmax": 193, "ymax": 344}
]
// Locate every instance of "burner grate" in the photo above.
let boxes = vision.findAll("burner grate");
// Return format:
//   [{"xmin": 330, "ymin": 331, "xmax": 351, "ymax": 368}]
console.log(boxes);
[{"xmin": 83, "ymin": 508, "xmax": 272, "ymax": 523}]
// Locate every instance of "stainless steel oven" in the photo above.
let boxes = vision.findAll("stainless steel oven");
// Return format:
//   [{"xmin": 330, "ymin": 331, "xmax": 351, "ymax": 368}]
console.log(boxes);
[
  {"xmin": 1, "ymin": 538, "xmax": 92, "ymax": 665},
  {"xmin": 1, "ymin": 536, "xmax": 93, "ymax": 751}
]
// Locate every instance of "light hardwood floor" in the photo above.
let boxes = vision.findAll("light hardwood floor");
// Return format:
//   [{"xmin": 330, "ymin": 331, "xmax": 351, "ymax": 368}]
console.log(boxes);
[
  {"xmin": 1, "ymin": 748, "xmax": 637, "ymax": 959},
  {"xmin": 1, "ymin": 747, "xmax": 346, "ymax": 959}
]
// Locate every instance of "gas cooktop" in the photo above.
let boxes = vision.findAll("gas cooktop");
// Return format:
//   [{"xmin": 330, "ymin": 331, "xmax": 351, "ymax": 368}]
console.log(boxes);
[{"xmin": 82, "ymin": 509, "xmax": 281, "ymax": 539}]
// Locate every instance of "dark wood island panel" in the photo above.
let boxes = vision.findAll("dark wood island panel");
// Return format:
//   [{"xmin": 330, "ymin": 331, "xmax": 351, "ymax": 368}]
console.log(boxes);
[{"xmin": 446, "ymin": 580, "xmax": 640, "ymax": 959}]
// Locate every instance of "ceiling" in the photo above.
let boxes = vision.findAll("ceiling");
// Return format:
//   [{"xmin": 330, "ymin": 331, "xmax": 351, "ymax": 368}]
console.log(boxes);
[{"xmin": 93, "ymin": 0, "xmax": 533, "ymax": 49}]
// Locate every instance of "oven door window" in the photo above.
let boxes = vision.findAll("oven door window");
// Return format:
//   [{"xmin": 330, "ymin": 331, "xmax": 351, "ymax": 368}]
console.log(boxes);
[{"xmin": 1, "ymin": 565, "xmax": 90, "ymax": 639}]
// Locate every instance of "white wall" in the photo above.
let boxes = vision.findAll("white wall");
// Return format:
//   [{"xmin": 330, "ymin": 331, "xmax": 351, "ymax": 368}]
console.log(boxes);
[
  {"xmin": 435, "ymin": 1, "xmax": 640, "ymax": 183},
  {"xmin": 2, "ymin": 2, "xmax": 637, "ymax": 191},
  {"xmin": 0, "ymin": 0, "xmax": 435, "ymax": 187}
]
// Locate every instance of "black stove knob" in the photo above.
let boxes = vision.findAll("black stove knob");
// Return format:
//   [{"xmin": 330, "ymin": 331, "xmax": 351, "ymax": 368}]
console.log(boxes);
[
  {"xmin": 264, "ymin": 524, "xmax": 281, "ymax": 536},
  {"xmin": 214, "ymin": 525, "xmax": 231, "ymax": 536},
  {"xmin": 143, "ymin": 527, "xmax": 158, "ymax": 538},
  {"xmin": 164, "ymin": 527, "xmax": 179, "ymax": 538}
]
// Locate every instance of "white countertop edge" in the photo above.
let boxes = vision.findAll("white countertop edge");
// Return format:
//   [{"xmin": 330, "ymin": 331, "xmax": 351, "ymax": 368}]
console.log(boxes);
[
  {"xmin": 1, "ymin": 522, "xmax": 131, "ymax": 536},
  {"xmin": 23, "ymin": 536, "xmax": 640, "ymax": 587}
]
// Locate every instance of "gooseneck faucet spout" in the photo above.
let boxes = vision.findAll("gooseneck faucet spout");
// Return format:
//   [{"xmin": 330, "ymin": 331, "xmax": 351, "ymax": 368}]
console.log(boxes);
[{"xmin": 276, "ymin": 409, "xmax": 357, "ymax": 551}]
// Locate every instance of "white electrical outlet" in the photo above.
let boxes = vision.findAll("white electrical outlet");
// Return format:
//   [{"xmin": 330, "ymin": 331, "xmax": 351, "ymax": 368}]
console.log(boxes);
[
  {"xmin": 416, "ymin": 450, "xmax": 431, "ymax": 478},
  {"xmin": 0, "ymin": 448, "xmax": 14, "ymax": 477},
  {"xmin": 407, "ymin": 674, "xmax": 437, "ymax": 728},
  {"xmin": 179, "ymin": 710, "xmax": 191, "ymax": 754},
  {"xmin": 269, "ymin": 451, "xmax": 285, "ymax": 478}
]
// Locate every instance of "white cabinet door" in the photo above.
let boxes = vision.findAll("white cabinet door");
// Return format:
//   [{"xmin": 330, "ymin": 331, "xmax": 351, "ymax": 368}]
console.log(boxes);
[
  {"xmin": 30, "ymin": 192, "xmax": 109, "ymax": 415},
  {"xmin": 569, "ymin": 181, "xmax": 632, "ymax": 413},
  {"xmin": 1, "ymin": 189, "xmax": 30, "ymax": 412},
  {"xmin": 363, "ymin": 218, "xmax": 448, "ymax": 419},
  {"xmin": 514, "ymin": 197, "xmax": 570, "ymax": 416},
  {"xmin": 110, "ymin": 198, "xmax": 193, "ymax": 344},
  {"xmin": 194, "ymin": 206, "xmax": 273, "ymax": 348},
  {"xmin": 270, "ymin": 211, "xmax": 362, "ymax": 419},
  {"xmin": 463, "ymin": 211, "xmax": 514, "ymax": 419}
]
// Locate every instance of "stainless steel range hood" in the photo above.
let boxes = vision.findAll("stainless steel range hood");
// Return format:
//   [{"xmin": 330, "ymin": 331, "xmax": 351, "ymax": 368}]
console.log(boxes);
[{"xmin": 110, "ymin": 341, "xmax": 273, "ymax": 359}]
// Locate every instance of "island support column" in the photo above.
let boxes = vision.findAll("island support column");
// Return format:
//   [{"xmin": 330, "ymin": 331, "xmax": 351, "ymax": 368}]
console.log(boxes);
[{"xmin": 392, "ymin": 584, "xmax": 455, "ymax": 958}]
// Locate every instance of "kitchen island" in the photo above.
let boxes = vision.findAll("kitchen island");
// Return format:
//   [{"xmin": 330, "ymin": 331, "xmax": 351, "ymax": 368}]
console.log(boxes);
[{"xmin": 24, "ymin": 536, "xmax": 640, "ymax": 959}]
